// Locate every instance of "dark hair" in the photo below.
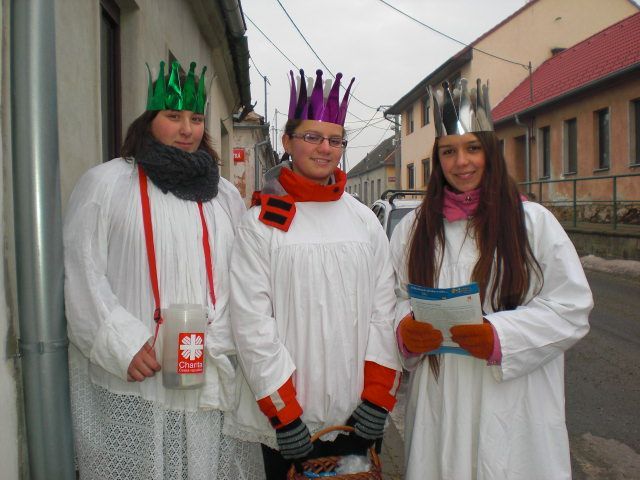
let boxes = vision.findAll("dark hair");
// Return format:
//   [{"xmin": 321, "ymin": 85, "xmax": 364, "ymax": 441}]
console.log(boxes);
[
  {"xmin": 119, "ymin": 73, "xmax": 220, "ymax": 164},
  {"xmin": 408, "ymin": 131, "xmax": 542, "ymax": 377}
]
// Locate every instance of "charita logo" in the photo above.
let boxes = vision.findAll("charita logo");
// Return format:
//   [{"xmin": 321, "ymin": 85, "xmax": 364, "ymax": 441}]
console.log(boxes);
[{"xmin": 177, "ymin": 333, "xmax": 205, "ymax": 373}]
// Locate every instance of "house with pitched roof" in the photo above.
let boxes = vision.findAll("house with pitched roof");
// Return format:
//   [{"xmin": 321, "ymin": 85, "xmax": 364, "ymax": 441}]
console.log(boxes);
[
  {"xmin": 385, "ymin": 0, "xmax": 639, "ymax": 191},
  {"xmin": 493, "ymin": 12, "xmax": 640, "ymax": 206},
  {"xmin": 347, "ymin": 136, "xmax": 397, "ymax": 205}
]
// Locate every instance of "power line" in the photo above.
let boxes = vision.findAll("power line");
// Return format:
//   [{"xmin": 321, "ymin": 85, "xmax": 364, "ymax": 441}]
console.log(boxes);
[
  {"xmin": 245, "ymin": 14, "xmax": 299, "ymax": 70},
  {"xmin": 377, "ymin": 0, "xmax": 529, "ymax": 69},
  {"xmin": 274, "ymin": 0, "xmax": 380, "ymax": 111},
  {"xmin": 347, "ymin": 110, "xmax": 380, "ymax": 143},
  {"xmin": 249, "ymin": 56, "xmax": 266, "ymax": 79}
]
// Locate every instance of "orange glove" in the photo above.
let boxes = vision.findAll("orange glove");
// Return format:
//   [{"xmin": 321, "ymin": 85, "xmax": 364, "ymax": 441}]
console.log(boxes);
[
  {"xmin": 450, "ymin": 321, "xmax": 495, "ymax": 360},
  {"xmin": 398, "ymin": 314, "xmax": 443, "ymax": 354}
]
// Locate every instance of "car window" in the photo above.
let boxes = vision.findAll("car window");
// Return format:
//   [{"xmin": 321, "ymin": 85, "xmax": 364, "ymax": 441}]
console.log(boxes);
[
  {"xmin": 387, "ymin": 207, "xmax": 414, "ymax": 237},
  {"xmin": 376, "ymin": 205, "xmax": 386, "ymax": 225}
]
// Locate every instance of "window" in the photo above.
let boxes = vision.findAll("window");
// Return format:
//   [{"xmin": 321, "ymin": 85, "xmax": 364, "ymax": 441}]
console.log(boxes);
[
  {"xmin": 564, "ymin": 118, "xmax": 577, "ymax": 174},
  {"xmin": 364, "ymin": 181, "xmax": 368, "ymax": 205},
  {"xmin": 422, "ymin": 158, "xmax": 430, "ymax": 185},
  {"xmin": 377, "ymin": 179, "xmax": 381, "ymax": 200},
  {"xmin": 100, "ymin": 0, "xmax": 121, "ymax": 161},
  {"xmin": 407, "ymin": 163, "xmax": 415, "ymax": 189},
  {"xmin": 407, "ymin": 107, "xmax": 414, "ymax": 134},
  {"xmin": 539, "ymin": 126, "xmax": 551, "ymax": 178},
  {"xmin": 595, "ymin": 108, "xmax": 610, "ymax": 170},
  {"xmin": 421, "ymin": 96, "xmax": 430, "ymax": 126},
  {"xmin": 631, "ymin": 99, "xmax": 640, "ymax": 165}
]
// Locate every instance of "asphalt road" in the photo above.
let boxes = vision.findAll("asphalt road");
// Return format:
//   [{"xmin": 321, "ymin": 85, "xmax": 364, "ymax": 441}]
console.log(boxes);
[{"xmin": 567, "ymin": 269, "xmax": 640, "ymax": 479}]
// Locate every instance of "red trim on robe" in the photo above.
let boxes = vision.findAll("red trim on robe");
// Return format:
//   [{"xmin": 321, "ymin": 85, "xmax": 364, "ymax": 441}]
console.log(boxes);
[
  {"xmin": 361, "ymin": 361, "xmax": 401, "ymax": 412},
  {"xmin": 257, "ymin": 376, "xmax": 303, "ymax": 429}
]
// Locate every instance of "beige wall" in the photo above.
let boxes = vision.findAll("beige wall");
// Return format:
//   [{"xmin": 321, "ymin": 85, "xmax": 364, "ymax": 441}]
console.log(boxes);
[
  {"xmin": 56, "ymin": 0, "xmax": 240, "ymax": 211},
  {"xmin": 231, "ymin": 123, "xmax": 272, "ymax": 207},
  {"xmin": 399, "ymin": 0, "xmax": 638, "ymax": 191},
  {"xmin": 496, "ymin": 74, "xmax": 640, "ymax": 202},
  {"xmin": 347, "ymin": 164, "xmax": 395, "ymax": 206}
]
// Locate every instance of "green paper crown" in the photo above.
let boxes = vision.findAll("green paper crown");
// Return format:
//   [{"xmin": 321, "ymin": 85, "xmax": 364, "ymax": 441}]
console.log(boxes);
[{"xmin": 146, "ymin": 60, "xmax": 207, "ymax": 114}]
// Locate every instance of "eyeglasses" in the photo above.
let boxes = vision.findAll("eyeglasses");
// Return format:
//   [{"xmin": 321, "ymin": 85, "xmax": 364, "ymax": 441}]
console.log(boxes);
[{"xmin": 290, "ymin": 132, "xmax": 348, "ymax": 148}]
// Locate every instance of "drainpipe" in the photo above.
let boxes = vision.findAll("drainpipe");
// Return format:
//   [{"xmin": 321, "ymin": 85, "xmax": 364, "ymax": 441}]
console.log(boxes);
[
  {"xmin": 11, "ymin": 1, "xmax": 75, "ymax": 478},
  {"xmin": 515, "ymin": 114, "xmax": 531, "ymax": 185}
]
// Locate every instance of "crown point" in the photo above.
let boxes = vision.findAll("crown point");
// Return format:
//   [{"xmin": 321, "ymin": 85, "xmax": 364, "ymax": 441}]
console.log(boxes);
[
  {"xmin": 336, "ymin": 72, "xmax": 343, "ymax": 80},
  {"xmin": 315, "ymin": 69, "xmax": 323, "ymax": 76}
]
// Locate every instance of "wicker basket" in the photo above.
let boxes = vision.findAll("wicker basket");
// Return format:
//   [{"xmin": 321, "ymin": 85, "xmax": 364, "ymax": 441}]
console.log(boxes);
[{"xmin": 286, "ymin": 425, "xmax": 383, "ymax": 480}]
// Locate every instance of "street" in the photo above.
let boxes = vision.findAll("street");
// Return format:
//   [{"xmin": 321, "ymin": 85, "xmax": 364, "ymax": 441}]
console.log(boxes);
[
  {"xmin": 382, "ymin": 268, "xmax": 640, "ymax": 479},
  {"xmin": 568, "ymin": 270, "xmax": 640, "ymax": 479}
]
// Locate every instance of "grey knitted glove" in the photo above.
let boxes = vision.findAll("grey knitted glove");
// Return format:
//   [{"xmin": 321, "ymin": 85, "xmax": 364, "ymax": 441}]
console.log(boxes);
[
  {"xmin": 276, "ymin": 418, "xmax": 314, "ymax": 460},
  {"xmin": 349, "ymin": 400, "xmax": 388, "ymax": 440}
]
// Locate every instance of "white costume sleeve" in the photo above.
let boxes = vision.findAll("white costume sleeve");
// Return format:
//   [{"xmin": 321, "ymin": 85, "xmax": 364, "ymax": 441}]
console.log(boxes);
[
  {"xmin": 201, "ymin": 182, "xmax": 246, "ymax": 410},
  {"xmin": 229, "ymin": 214, "xmax": 296, "ymax": 399},
  {"xmin": 389, "ymin": 211, "xmax": 423, "ymax": 371},
  {"xmin": 487, "ymin": 203, "xmax": 593, "ymax": 382},
  {"xmin": 365, "ymin": 220, "xmax": 402, "ymax": 371},
  {"xmin": 64, "ymin": 165, "xmax": 151, "ymax": 380}
]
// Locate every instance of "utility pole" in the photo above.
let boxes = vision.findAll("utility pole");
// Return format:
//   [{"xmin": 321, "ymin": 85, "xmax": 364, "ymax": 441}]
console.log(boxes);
[
  {"xmin": 274, "ymin": 109, "xmax": 279, "ymax": 156},
  {"xmin": 263, "ymin": 75, "xmax": 270, "ymax": 120},
  {"xmin": 393, "ymin": 113, "xmax": 401, "ymax": 190},
  {"xmin": 381, "ymin": 105, "xmax": 402, "ymax": 190}
]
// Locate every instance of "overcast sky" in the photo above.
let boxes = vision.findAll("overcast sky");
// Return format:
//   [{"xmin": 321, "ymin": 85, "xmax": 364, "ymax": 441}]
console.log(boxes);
[{"xmin": 241, "ymin": 0, "xmax": 530, "ymax": 170}]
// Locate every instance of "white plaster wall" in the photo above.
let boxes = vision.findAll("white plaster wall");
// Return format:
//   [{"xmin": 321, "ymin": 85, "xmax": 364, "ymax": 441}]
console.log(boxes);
[
  {"xmin": 0, "ymin": 0, "xmax": 21, "ymax": 477},
  {"xmin": 56, "ymin": 0, "xmax": 240, "ymax": 211}
]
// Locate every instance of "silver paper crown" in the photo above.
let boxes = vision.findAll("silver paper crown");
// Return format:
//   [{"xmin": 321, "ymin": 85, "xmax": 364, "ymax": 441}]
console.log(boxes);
[{"xmin": 430, "ymin": 78, "xmax": 494, "ymax": 137}]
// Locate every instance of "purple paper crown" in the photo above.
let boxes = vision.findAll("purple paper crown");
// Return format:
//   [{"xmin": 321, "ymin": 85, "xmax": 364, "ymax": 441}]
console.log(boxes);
[{"xmin": 288, "ymin": 69, "xmax": 355, "ymax": 126}]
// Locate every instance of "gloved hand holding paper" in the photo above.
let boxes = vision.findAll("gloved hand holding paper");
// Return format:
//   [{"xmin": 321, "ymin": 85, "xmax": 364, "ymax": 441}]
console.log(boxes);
[{"xmin": 408, "ymin": 282, "xmax": 483, "ymax": 355}]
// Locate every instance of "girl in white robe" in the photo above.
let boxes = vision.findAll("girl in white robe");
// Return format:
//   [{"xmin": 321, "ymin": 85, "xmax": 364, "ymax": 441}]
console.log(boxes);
[
  {"xmin": 391, "ymin": 80, "xmax": 593, "ymax": 480},
  {"xmin": 64, "ymin": 60, "xmax": 264, "ymax": 479},
  {"xmin": 224, "ymin": 68, "xmax": 402, "ymax": 479}
]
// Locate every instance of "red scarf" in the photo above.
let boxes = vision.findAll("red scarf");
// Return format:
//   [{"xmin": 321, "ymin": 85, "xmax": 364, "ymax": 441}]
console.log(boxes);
[{"xmin": 253, "ymin": 167, "xmax": 347, "ymax": 231}]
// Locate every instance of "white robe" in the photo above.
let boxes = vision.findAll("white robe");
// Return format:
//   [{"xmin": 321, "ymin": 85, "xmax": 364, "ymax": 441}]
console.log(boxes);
[
  {"xmin": 64, "ymin": 158, "xmax": 263, "ymax": 479},
  {"xmin": 390, "ymin": 201, "xmax": 593, "ymax": 480},
  {"xmin": 224, "ymin": 193, "xmax": 402, "ymax": 448}
]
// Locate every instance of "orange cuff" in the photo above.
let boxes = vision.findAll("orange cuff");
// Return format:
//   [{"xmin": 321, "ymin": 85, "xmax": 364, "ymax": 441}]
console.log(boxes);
[
  {"xmin": 361, "ymin": 361, "xmax": 402, "ymax": 412},
  {"xmin": 257, "ymin": 376, "xmax": 303, "ymax": 429}
]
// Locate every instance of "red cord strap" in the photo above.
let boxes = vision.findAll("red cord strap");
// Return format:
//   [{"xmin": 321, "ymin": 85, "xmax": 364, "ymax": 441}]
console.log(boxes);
[{"xmin": 138, "ymin": 167, "xmax": 216, "ymax": 347}]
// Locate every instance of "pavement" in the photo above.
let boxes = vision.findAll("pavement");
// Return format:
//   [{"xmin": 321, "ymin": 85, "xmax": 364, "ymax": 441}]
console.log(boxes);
[{"xmin": 376, "ymin": 254, "xmax": 640, "ymax": 479}]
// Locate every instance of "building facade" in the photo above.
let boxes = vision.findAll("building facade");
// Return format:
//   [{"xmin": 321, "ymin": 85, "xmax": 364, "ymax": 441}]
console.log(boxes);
[
  {"xmin": 385, "ymin": 0, "xmax": 639, "ymax": 192},
  {"xmin": 493, "ymin": 12, "xmax": 640, "ymax": 223},
  {"xmin": 346, "ymin": 136, "xmax": 397, "ymax": 206}
]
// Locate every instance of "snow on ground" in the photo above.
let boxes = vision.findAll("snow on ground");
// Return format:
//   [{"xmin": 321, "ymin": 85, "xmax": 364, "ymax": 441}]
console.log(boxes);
[{"xmin": 581, "ymin": 255, "xmax": 640, "ymax": 280}]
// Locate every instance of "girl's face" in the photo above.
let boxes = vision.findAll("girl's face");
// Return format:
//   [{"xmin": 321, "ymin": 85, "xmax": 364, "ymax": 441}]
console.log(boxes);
[
  {"xmin": 150, "ymin": 110, "xmax": 205, "ymax": 153},
  {"xmin": 282, "ymin": 120, "xmax": 345, "ymax": 185},
  {"xmin": 437, "ymin": 133, "xmax": 486, "ymax": 193}
]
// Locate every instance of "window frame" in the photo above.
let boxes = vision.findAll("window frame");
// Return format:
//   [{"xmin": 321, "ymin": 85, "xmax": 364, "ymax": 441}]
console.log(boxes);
[
  {"xmin": 538, "ymin": 126, "xmax": 551, "ymax": 179},
  {"xmin": 563, "ymin": 118, "xmax": 578, "ymax": 175},
  {"xmin": 594, "ymin": 107, "xmax": 610, "ymax": 172}
]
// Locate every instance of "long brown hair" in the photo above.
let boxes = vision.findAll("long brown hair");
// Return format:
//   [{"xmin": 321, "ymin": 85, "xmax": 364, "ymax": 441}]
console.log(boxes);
[
  {"xmin": 408, "ymin": 131, "xmax": 542, "ymax": 376},
  {"xmin": 120, "ymin": 72, "xmax": 219, "ymax": 163}
]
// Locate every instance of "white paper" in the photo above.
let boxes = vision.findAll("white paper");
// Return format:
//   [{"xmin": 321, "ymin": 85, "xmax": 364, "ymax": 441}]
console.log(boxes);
[{"xmin": 408, "ymin": 283, "xmax": 483, "ymax": 349}]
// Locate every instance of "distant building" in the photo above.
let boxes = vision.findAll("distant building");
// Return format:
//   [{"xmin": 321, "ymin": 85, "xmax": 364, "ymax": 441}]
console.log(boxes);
[
  {"xmin": 347, "ymin": 136, "xmax": 397, "ymax": 206},
  {"xmin": 493, "ymin": 12, "xmax": 640, "ymax": 218},
  {"xmin": 385, "ymin": 0, "xmax": 639, "ymax": 192},
  {"xmin": 232, "ymin": 111, "xmax": 278, "ymax": 206}
]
